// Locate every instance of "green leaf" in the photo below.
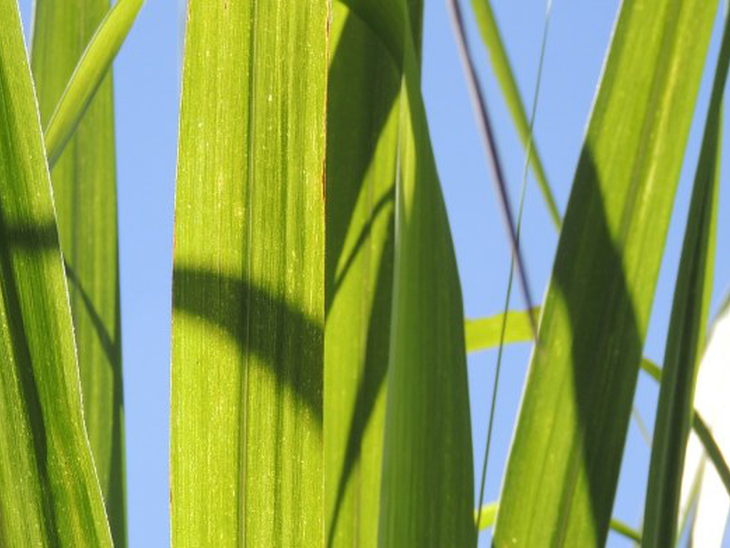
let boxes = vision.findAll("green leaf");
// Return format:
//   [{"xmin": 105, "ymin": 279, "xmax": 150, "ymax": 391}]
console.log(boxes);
[
  {"xmin": 493, "ymin": 1, "xmax": 718, "ymax": 545},
  {"xmin": 325, "ymin": 2, "xmax": 475, "ymax": 544},
  {"xmin": 642, "ymin": 8, "xmax": 729, "ymax": 545},
  {"xmin": 170, "ymin": 2, "xmax": 328, "ymax": 545},
  {"xmin": 31, "ymin": 1, "xmax": 126, "ymax": 544},
  {"xmin": 324, "ymin": 2, "xmax": 411, "ymax": 544},
  {"xmin": 0, "ymin": 1, "xmax": 112, "ymax": 545},
  {"xmin": 377, "ymin": 7, "xmax": 476, "ymax": 548},
  {"xmin": 42, "ymin": 0, "xmax": 143, "ymax": 167},
  {"xmin": 469, "ymin": 0, "xmax": 561, "ymax": 228},
  {"xmin": 465, "ymin": 308, "xmax": 539, "ymax": 352},
  {"xmin": 476, "ymin": 504, "xmax": 642, "ymax": 544}
]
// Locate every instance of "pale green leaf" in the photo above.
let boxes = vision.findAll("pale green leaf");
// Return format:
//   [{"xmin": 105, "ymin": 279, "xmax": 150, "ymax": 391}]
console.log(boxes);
[
  {"xmin": 470, "ymin": 0, "xmax": 560, "ymax": 228},
  {"xmin": 494, "ymin": 1, "xmax": 718, "ymax": 545},
  {"xmin": 170, "ymin": 2, "xmax": 328, "ymax": 545},
  {"xmin": 642, "ymin": 8, "xmax": 729, "ymax": 545},
  {"xmin": 43, "ymin": 0, "xmax": 143, "ymax": 167},
  {"xmin": 0, "ymin": 1, "xmax": 112, "ymax": 544},
  {"xmin": 31, "ymin": 1, "xmax": 126, "ymax": 544}
]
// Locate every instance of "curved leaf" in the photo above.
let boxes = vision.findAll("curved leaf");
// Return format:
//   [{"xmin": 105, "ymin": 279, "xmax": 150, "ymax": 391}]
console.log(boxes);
[
  {"xmin": 494, "ymin": 0, "xmax": 718, "ymax": 544},
  {"xmin": 0, "ymin": 1, "xmax": 112, "ymax": 545}
]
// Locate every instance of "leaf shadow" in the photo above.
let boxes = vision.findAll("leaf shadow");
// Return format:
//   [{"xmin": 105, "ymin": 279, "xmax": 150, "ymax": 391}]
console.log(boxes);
[
  {"xmin": 172, "ymin": 265, "xmax": 323, "ymax": 423},
  {"xmin": 548, "ymin": 149, "xmax": 644, "ymax": 544}
]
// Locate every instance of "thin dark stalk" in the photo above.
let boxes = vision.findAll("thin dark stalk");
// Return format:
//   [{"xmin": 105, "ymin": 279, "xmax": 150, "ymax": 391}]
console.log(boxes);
[
  {"xmin": 454, "ymin": 0, "xmax": 554, "ymax": 532},
  {"xmin": 446, "ymin": 0, "xmax": 538, "ymax": 336}
]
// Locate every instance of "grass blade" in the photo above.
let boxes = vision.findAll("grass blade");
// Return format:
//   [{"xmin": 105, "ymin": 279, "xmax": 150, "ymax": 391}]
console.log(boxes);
[
  {"xmin": 43, "ymin": 0, "xmax": 143, "ymax": 167},
  {"xmin": 337, "ymin": 1, "xmax": 476, "ymax": 544},
  {"xmin": 477, "ymin": 504, "xmax": 642, "ymax": 543},
  {"xmin": 642, "ymin": 8, "xmax": 730, "ymax": 545},
  {"xmin": 171, "ymin": 2, "xmax": 328, "ymax": 545},
  {"xmin": 470, "ymin": 0, "xmax": 561, "ymax": 228},
  {"xmin": 465, "ymin": 308, "xmax": 538, "ymax": 351},
  {"xmin": 0, "ymin": 1, "xmax": 112, "ymax": 544},
  {"xmin": 324, "ymin": 1, "xmax": 421, "ymax": 544},
  {"xmin": 31, "ymin": 1, "xmax": 126, "ymax": 543},
  {"xmin": 379, "ymin": 6, "xmax": 476, "ymax": 546},
  {"xmin": 494, "ymin": 1, "xmax": 718, "ymax": 544}
]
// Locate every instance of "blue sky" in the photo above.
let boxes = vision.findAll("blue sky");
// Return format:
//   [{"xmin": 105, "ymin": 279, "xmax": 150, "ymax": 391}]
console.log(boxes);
[{"xmin": 17, "ymin": 1, "xmax": 730, "ymax": 546}]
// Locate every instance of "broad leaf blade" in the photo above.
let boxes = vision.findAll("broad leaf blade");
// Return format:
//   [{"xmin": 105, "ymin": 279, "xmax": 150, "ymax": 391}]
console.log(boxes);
[
  {"xmin": 494, "ymin": 1, "xmax": 717, "ymax": 545},
  {"xmin": 642, "ymin": 9, "xmax": 729, "ymax": 545},
  {"xmin": 171, "ymin": 2, "xmax": 328, "ymax": 545},
  {"xmin": 470, "ymin": 0, "xmax": 560, "ymax": 228},
  {"xmin": 0, "ymin": 1, "xmax": 112, "ymax": 545},
  {"xmin": 31, "ymin": 1, "xmax": 126, "ymax": 543}
]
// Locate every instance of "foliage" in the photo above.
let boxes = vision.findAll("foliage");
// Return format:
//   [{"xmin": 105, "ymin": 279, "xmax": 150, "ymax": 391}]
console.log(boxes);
[{"xmin": 0, "ymin": 0, "xmax": 728, "ymax": 546}]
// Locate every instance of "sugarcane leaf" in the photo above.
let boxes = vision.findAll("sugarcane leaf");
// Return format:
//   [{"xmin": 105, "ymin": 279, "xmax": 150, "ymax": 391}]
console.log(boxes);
[
  {"xmin": 43, "ymin": 0, "xmax": 143, "ymax": 167},
  {"xmin": 494, "ymin": 1, "xmax": 718, "ymax": 545},
  {"xmin": 476, "ymin": 504, "xmax": 642, "ymax": 544},
  {"xmin": 376, "ymin": 6, "xmax": 476, "ymax": 548},
  {"xmin": 469, "ymin": 0, "xmax": 560, "ymax": 228},
  {"xmin": 31, "ymin": 1, "xmax": 127, "ymax": 543},
  {"xmin": 324, "ymin": 1, "xmax": 419, "ymax": 544},
  {"xmin": 465, "ymin": 308, "xmax": 538, "ymax": 352},
  {"xmin": 325, "ymin": 3, "xmax": 474, "ymax": 545},
  {"xmin": 0, "ymin": 1, "xmax": 112, "ymax": 545},
  {"xmin": 170, "ymin": 2, "xmax": 328, "ymax": 545},
  {"xmin": 642, "ymin": 9, "xmax": 729, "ymax": 546}
]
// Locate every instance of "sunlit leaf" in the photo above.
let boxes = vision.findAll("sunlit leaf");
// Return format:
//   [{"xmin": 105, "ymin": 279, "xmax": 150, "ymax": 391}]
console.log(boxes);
[
  {"xmin": 494, "ymin": 1, "xmax": 718, "ymax": 544},
  {"xmin": 31, "ymin": 1, "xmax": 127, "ymax": 543},
  {"xmin": 0, "ymin": 1, "xmax": 112, "ymax": 544},
  {"xmin": 43, "ymin": 0, "xmax": 143, "ymax": 167},
  {"xmin": 170, "ymin": 2, "xmax": 328, "ymax": 545}
]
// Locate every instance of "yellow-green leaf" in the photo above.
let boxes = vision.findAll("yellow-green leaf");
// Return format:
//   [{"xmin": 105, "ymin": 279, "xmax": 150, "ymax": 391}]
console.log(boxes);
[
  {"xmin": 170, "ymin": 2, "xmax": 328, "ymax": 545},
  {"xmin": 0, "ymin": 1, "xmax": 112, "ymax": 544},
  {"xmin": 465, "ymin": 308, "xmax": 538, "ymax": 352},
  {"xmin": 31, "ymin": 1, "xmax": 127, "ymax": 543},
  {"xmin": 494, "ymin": 1, "xmax": 718, "ymax": 545}
]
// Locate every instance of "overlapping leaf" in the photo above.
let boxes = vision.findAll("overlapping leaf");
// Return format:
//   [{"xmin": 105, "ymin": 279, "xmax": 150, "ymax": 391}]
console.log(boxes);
[
  {"xmin": 31, "ymin": 1, "xmax": 127, "ymax": 543},
  {"xmin": 0, "ymin": 1, "xmax": 112, "ymax": 544},
  {"xmin": 494, "ymin": 0, "xmax": 718, "ymax": 544},
  {"xmin": 642, "ymin": 7, "xmax": 729, "ymax": 545}
]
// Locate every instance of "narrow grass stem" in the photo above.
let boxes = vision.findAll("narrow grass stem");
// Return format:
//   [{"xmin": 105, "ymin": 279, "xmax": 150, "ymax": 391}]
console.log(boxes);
[
  {"xmin": 467, "ymin": 0, "xmax": 553, "ymax": 531},
  {"xmin": 446, "ymin": 0, "xmax": 537, "ymax": 336}
]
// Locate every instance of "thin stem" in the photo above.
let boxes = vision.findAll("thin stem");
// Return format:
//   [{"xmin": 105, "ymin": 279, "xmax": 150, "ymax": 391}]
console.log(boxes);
[
  {"xmin": 446, "ymin": 0, "xmax": 538, "ymax": 336},
  {"xmin": 459, "ymin": 0, "xmax": 553, "ymax": 532}
]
